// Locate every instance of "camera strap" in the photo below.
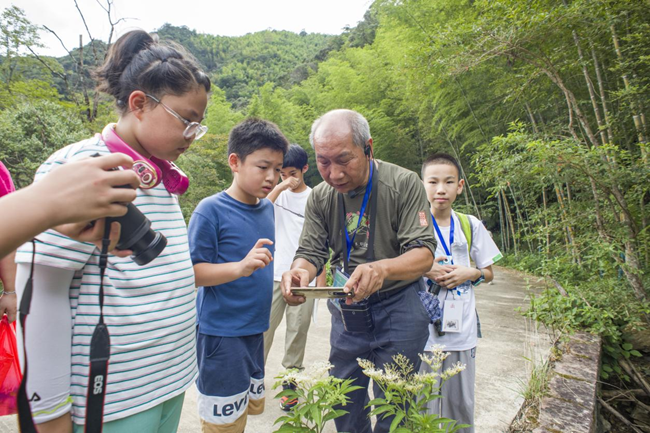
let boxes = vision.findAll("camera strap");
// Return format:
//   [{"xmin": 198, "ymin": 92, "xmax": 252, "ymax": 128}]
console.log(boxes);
[
  {"xmin": 17, "ymin": 225, "xmax": 112, "ymax": 433},
  {"xmin": 17, "ymin": 240, "xmax": 38, "ymax": 433},
  {"xmin": 338, "ymin": 161, "xmax": 379, "ymax": 275},
  {"xmin": 85, "ymin": 223, "xmax": 112, "ymax": 433}
]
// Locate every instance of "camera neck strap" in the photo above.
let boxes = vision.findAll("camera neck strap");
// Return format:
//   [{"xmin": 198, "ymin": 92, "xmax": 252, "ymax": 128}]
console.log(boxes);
[
  {"xmin": 338, "ymin": 161, "xmax": 379, "ymax": 275},
  {"xmin": 17, "ymin": 226, "xmax": 112, "ymax": 433},
  {"xmin": 17, "ymin": 240, "xmax": 37, "ymax": 433},
  {"xmin": 85, "ymin": 224, "xmax": 112, "ymax": 433}
]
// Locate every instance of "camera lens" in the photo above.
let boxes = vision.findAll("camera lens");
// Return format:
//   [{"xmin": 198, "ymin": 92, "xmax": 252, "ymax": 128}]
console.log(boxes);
[{"xmin": 107, "ymin": 202, "xmax": 167, "ymax": 266}]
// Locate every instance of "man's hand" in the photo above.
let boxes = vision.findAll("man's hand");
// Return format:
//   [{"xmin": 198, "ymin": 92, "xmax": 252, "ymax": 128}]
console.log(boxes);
[
  {"xmin": 281, "ymin": 268, "xmax": 310, "ymax": 306},
  {"xmin": 435, "ymin": 264, "xmax": 480, "ymax": 289},
  {"xmin": 424, "ymin": 255, "xmax": 454, "ymax": 282},
  {"xmin": 239, "ymin": 239, "xmax": 273, "ymax": 277},
  {"xmin": 55, "ymin": 220, "xmax": 132, "ymax": 258},
  {"xmin": 343, "ymin": 262, "xmax": 387, "ymax": 304}
]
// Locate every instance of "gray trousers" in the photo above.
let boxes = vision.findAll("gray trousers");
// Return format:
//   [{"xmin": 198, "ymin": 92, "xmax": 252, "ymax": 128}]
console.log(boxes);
[
  {"xmin": 263, "ymin": 281, "xmax": 315, "ymax": 369},
  {"xmin": 328, "ymin": 282, "xmax": 430, "ymax": 433},
  {"xmin": 420, "ymin": 347, "xmax": 477, "ymax": 433}
]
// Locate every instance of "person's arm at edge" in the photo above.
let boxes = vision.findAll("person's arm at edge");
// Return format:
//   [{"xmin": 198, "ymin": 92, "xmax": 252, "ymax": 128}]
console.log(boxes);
[
  {"xmin": 0, "ymin": 154, "xmax": 138, "ymax": 259},
  {"xmin": 0, "ymin": 251, "xmax": 17, "ymax": 322}
]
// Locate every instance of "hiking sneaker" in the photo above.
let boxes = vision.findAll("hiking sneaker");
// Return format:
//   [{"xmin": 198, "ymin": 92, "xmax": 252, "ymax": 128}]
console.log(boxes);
[{"xmin": 279, "ymin": 382, "xmax": 298, "ymax": 411}]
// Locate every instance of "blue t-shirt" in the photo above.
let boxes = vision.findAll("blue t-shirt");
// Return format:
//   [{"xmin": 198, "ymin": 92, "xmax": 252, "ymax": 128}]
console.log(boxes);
[{"xmin": 188, "ymin": 192, "xmax": 275, "ymax": 337}]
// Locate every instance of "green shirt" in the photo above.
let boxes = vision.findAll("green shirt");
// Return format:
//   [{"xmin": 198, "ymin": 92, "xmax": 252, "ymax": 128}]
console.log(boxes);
[{"xmin": 295, "ymin": 160, "xmax": 436, "ymax": 293}]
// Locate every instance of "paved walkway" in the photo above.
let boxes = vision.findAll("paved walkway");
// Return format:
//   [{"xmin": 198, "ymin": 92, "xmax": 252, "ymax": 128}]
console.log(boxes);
[{"xmin": 0, "ymin": 267, "xmax": 551, "ymax": 433}]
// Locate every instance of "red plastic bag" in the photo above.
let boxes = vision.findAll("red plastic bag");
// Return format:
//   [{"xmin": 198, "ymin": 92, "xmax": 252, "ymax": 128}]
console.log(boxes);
[{"xmin": 0, "ymin": 315, "xmax": 21, "ymax": 416}]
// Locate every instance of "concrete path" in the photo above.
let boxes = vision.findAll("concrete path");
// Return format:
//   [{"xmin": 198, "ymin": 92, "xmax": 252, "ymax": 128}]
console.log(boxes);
[
  {"xmin": 0, "ymin": 266, "xmax": 551, "ymax": 433},
  {"xmin": 177, "ymin": 266, "xmax": 552, "ymax": 433}
]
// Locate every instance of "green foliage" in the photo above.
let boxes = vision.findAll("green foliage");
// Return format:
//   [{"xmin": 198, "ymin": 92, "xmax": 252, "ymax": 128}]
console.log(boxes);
[
  {"xmin": 273, "ymin": 362, "xmax": 362, "ymax": 433},
  {"xmin": 358, "ymin": 351, "xmax": 468, "ymax": 432},
  {"xmin": 0, "ymin": 100, "xmax": 87, "ymax": 187},
  {"xmin": 155, "ymin": 24, "xmax": 333, "ymax": 108}
]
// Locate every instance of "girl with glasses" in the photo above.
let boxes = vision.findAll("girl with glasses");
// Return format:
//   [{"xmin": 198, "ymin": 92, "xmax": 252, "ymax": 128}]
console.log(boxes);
[{"xmin": 15, "ymin": 30, "xmax": 210, "ymax": 433}]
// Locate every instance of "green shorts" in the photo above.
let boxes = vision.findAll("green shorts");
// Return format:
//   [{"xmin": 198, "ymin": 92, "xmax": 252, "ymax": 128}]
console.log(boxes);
[{"xmin": 73, "ymin": 392, "xmax": 185, "ymax": 433}]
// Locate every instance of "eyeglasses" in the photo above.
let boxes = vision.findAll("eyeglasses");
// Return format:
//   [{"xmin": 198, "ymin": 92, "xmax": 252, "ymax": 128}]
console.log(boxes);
[{"xmin": 145, "ymin": 94, "xmax": 208, "ymax": 140}]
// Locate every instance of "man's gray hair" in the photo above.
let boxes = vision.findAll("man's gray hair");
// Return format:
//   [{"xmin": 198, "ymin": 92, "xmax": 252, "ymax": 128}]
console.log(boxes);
[{"xmin": 309, "ymin": 109, "xmax": 371, "ymax": 150}]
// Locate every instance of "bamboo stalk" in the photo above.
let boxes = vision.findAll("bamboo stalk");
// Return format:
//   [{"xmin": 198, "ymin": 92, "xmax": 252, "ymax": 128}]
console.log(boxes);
[
  {"xmin": 590, "ymin": 44, "xmax": 614, "ymax": 144},
  {"xmin": 542, "ymin": 188, "xmax": 550, "ymax": 256},
  {"xmin": 508, "ymin": 184, "xmax": 533, "ymax": 253},
  {"xmin": 611, "ymin": 24, "xmax": 648, "ymax": 158},
  {"xmin": 501, "ymin": 188, "xmax": 518, "ymax": 255},
  {"xmin": 497, "ymin": 190, "xmax": 507, "ymax": 253},
  {"xmin": 570, "ymin": 29, "xmax": 608, "ymax": 146}
]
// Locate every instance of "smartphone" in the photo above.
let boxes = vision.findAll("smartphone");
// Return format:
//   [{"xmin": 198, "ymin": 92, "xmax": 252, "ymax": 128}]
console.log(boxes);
[{"xmin": 291, "ymin": 287, "xmax": 353, "ymax": 298}]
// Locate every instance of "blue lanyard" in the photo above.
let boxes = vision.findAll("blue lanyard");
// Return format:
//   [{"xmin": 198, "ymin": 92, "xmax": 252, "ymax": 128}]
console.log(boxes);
[
  {"xmin": 345, "ymin": 162, "xmax": 374, "ymax": 262},
  {"xmin": 432, "ymin": 213, "xmax": 454, "ymax": 263}
]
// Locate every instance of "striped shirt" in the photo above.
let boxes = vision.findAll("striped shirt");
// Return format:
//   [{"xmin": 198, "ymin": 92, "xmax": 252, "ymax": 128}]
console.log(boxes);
[{"xmin": 16, "ymin": 135, "xmax": 198, "ymax": 424}]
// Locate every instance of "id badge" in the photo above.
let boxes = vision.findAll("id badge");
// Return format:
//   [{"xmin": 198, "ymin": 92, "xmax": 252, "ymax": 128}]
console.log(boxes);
[
  {"xmin": 438, "ymin": 255, "xmax": 453, "ymax": 266},
  {"xmin": 333, "ymin": 267, "xmax": 350, "ymax": 287},
  {"xmin": 442, "ymin": 299, "xmax": 463, "ymax": 333},
  {"xmin": 329, "ymin": 267, "xmax": 350, "ymax": 312}
]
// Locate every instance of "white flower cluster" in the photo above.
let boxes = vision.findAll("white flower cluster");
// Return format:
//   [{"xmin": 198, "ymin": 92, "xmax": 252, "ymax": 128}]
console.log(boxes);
[
  {"xmin": 278, "ymin": 361, "xmax": 334, "ymax": 389},
  {"xmin": 358, "ymin": 346, "xmax": 466, "ymax": 391}
]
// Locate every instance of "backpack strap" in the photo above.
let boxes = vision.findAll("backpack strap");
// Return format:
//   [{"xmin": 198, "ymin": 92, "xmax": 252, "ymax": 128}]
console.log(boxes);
[{"xmin": 455, "ymin": 212, "xmax": 473, "ymax": 252}]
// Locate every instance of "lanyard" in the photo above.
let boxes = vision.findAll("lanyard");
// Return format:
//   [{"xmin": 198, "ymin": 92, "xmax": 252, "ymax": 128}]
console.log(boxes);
[
  {"xmin": 344, "ymin": 161, "xmax": 373, "ymax": 263},
  {"xmin": 432, "ymin": 214, "xmax": 454, "ymax": 264},
  {"xmin": 338, "ymin": 161, "xmax": 378, "ymax": 274}
]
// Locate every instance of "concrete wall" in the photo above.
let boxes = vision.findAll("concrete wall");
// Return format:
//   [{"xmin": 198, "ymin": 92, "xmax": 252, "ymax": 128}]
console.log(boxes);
[{"xmin": 511, "ymin": 332, "xmax": 602, "ymax": 433}]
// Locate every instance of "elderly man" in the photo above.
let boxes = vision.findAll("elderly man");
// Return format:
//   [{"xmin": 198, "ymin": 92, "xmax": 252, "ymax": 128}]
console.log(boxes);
[{"xmin": 281, "ymin": 109, "xmax": 436, "ymax": 433}]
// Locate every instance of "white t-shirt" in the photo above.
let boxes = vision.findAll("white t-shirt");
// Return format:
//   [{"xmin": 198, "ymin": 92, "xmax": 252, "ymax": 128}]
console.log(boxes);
[
  {"xmin": 15, "ymin": 136, "xmax": 197, "ymax": 424},
  {"xmin": 273, "ymin": 187, "xmax": 314, "ymax": 285},
  {"xmin": 425, "ymin": 211, "xmax": 502, "ymax": 351}
]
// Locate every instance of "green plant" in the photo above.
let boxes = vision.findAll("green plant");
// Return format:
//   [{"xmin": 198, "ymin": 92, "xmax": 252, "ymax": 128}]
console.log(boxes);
[
  {"xmin": 273, "ymin": 362, "xmax": 361, "ymax": 433},
  {"xmin": 358, "ymin": 348, "xmax": 468, "ymax": 433},
  {"xmin": 518, "ymin": 357, "xmax": 551, "ymax": 402}
]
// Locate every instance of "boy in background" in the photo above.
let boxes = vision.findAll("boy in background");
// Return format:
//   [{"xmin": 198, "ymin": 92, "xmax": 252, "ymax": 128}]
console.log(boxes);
[
  {"xmin": 188, "ymin": 118, "xmax": 289, "ymax": 432},
  {"xmin": 263, "ymin": 144, "xmax": 326, "ymax": 411},
  {"xmin": 420, "ymin": 153, "xmax": 502, "ymax": 432}
]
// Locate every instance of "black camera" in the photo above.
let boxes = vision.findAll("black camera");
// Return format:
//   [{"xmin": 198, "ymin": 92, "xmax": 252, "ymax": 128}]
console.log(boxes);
[
  {"xmin": 106, "ymin": 202, "xmax": 167, "ymax": 266},
  {"xmin": 92, "ymin": 153, "xmax": 168, "ymax": 265}
]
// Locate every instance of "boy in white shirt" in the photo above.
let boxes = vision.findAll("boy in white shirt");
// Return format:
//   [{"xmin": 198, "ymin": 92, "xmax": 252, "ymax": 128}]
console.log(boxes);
[
  {"xmin": 263, "ymin": 144, "xmax": 326, "ymax": 411},
  {"xmin": 420, "ymin": 153, "xmax": 503, "ymax": 432}
]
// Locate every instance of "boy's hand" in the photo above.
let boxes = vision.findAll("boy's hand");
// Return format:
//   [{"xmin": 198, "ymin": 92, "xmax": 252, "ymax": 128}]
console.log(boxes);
[
  {"xmin": 435, "ymin": 265, "xmax": 481, "ymax": 289},
  {"xmin": 239, "ymin": 238, "xmax": 273, "ymax": 277},
  {"xmin": 281, "ymin": 268, "xmax": 310, "ymax": 306},
  {"xmin": 423, "ymin": 255, "xmax": 454, "ymax": 281},
  {"xmin": 278, "ymin": 177, "xmax": 300, "ymax": 191}
]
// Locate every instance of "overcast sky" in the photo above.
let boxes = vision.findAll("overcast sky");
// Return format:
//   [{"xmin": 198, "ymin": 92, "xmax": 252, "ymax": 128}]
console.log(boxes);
[{"xmin": 7, "ymin": 0, "xmax": 373, "ymax": 57}]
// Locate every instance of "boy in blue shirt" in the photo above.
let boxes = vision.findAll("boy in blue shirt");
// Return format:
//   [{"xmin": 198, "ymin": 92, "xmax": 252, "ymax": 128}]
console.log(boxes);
[
  {"xmin": 188, "ymin": 118, "xmax": 289, "ymax": 432},
  {"xmin": 420, "ymin": 153, "xmax": 502, "ymax": 433}
]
